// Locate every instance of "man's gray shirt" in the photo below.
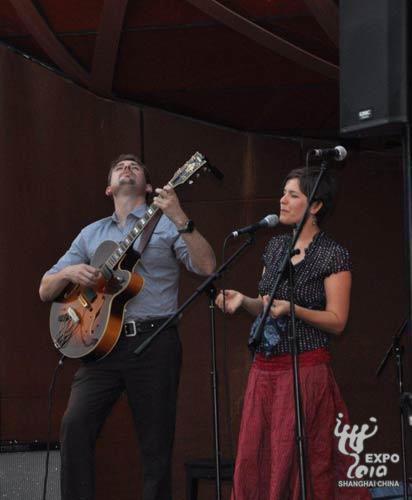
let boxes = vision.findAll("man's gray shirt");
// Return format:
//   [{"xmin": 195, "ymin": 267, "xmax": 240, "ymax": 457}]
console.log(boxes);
[{"xmin": 46, "ymin": 204, "xmax": 199, "ymax": 321}]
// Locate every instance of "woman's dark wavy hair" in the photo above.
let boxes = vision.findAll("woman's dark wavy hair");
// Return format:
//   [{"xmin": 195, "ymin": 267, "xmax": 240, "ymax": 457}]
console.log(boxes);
[{"xmin": 283, "ymin": 167, "xmax": 337, "ymax": 223}]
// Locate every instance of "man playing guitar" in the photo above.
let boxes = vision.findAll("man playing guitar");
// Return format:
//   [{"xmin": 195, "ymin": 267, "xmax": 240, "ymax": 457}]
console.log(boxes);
[{"xmin": 39, "ymin": 153, "xmax": 216, "ymax": 500}]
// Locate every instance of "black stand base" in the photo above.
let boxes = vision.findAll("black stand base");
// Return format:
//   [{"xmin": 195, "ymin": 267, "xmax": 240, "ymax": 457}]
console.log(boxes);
[{"xmin": 184, "ymin": 458, "xmax": 234, "ymax": 500}]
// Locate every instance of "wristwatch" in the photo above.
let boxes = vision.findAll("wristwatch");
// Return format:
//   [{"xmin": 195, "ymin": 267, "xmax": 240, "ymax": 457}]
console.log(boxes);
[{"xmin": 177, "ymin": 219, "xmax": 195, "ymax": 234}]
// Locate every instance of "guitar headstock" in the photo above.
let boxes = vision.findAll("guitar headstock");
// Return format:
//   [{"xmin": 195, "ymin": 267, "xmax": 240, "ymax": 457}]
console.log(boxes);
[{"xmin": 169, "ymin": 152, "xmax": 209, "ymax": 189}]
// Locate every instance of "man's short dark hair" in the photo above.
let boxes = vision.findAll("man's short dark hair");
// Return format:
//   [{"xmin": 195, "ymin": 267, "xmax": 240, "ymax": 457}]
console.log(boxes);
[{"xmin": 284, "ymin": 167, "xmax": 337, "ymax": 223}]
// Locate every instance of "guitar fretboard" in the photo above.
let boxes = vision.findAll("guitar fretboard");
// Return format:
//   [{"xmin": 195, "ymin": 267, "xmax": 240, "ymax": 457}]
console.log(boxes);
[{"xmin": 104, "ymin": 204, "xmax": 159, "ymax": 273}]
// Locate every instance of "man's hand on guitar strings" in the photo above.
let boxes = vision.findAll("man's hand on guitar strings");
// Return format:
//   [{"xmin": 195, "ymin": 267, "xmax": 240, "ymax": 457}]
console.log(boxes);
[{"xmin": 64, "ymin": 264, "xmax": 102, "ymax": 288}]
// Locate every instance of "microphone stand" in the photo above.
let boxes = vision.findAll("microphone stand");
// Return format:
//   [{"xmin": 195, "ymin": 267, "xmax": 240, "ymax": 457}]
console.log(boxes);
[
  {"xmin": 376, "ymin": 319, "xmax": 410, "ymax": 500},
  {"xmin": 134, "ymin": 235, "xmax": 256, "ymax": 500},
  {"xmin": 287, "ymin": 248, "xmax": 308, "ymax": 494},
  {"xmin": 252, "ymin": 159, "xmax": 331, "ymax": 500}
]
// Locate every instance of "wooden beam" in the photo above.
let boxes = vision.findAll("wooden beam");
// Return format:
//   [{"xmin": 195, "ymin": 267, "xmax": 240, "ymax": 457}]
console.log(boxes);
[
  {"xmin": 9, "ymin": 0, "xmax": 90, "ymax": 86},
  {"xmin": 185, "ymin": 0, "xmax": 339, "ymax": 80},
  {"xmin": 90, "ymin": 0, "xmax": 129, "ymax": 96},
  {"xmin": 303, "ymin": 0, "xmax": 339, "ymax": 47}
]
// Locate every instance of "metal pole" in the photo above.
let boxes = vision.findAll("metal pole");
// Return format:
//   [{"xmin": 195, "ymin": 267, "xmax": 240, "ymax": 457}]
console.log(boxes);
[
  {"xmin": 402, "ymin": 124, "xmax": 412, "ymax": 360},
  {"xmin": 208, "ymin": 285, "xmax": 222, "ymax": 500}
]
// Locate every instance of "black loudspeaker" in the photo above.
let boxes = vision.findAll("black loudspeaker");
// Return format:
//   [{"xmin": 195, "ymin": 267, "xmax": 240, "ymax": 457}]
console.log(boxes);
[
  {"xmin": 0, "ymin": 441, "xmax": 60, "ymax": 499},
  {"xmin": 340, "ymin": 0, "xmax": 409, "ymax": 136}
]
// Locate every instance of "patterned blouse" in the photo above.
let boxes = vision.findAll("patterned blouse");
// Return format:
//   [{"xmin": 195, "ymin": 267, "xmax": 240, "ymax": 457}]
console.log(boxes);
[{"xmin": 250, "ymin": 232, "xmax": 351, "ymax": 356}]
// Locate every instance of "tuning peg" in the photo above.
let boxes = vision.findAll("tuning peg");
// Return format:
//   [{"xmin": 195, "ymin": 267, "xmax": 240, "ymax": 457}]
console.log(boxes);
[
  {"xmin": 196, "ymin": 173, "xmax": 200, "ymax": 178},
  {"xmin": 188, "ymin": 180, "xmax": 194, "ymax": 185}
]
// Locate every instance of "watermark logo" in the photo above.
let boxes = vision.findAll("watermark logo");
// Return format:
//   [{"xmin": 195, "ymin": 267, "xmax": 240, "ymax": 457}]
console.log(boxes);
[{"xmin": 334, "ymin": 413, "xmax": 400, "ymax": 488}]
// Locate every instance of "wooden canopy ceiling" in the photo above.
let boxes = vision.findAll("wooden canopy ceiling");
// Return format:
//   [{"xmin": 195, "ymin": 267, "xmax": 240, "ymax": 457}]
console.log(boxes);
[{"xmin": 0, "ymin": 0, "xmax": 340, "ymax": 136}]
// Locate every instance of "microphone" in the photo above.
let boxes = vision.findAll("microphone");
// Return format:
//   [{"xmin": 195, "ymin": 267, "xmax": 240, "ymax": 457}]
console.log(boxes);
[
  {"xmin": 231, "ymin": 214, "xmax": 279, "ymax": 238},
  {"xmin": 311, "ymin": 145, "xmax": 347, "ymax": 161}
]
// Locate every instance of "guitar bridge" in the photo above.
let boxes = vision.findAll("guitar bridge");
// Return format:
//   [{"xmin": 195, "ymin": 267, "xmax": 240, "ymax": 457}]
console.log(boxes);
[
  {"xmin": 58, "ymin": 307, "xmax": 80, "ymax": 324},
  {"xmin": 67, "ymin": 307, "xmax": 80, "ymax": 324}
]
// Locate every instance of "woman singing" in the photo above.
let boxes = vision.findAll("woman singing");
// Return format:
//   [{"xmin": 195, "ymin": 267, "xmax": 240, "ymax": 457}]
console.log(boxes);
[{"xmin": 216, "ymin": 167, "xmax": 370, "ymax": 499}]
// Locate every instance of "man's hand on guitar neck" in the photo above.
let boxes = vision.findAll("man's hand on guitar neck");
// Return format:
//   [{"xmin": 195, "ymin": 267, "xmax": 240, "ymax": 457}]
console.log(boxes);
[
  {"xmin": 39, "ymin": 264, "xmax": 102, "ymax": 302},
  {"xmin": 153, "ymin": 184, "xmax": 188, "ymax": 227}
]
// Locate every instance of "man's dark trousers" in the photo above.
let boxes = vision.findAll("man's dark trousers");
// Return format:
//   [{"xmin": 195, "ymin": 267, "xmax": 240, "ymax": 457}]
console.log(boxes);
[{"xmin": 60, "ymin": 325, "xmax": 182, "ymax": 500}]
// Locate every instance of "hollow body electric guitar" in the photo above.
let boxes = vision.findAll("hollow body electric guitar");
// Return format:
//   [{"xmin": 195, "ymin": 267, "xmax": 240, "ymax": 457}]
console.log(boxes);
[{"xmin": 49, "ymin": 152, "xmax": 208, "ymax": 361}]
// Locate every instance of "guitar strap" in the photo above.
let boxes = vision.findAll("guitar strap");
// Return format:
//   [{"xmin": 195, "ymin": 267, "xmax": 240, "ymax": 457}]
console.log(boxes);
[{"xmin": 135, "ymin": 210, "xmax": 162, "ymax": 257}]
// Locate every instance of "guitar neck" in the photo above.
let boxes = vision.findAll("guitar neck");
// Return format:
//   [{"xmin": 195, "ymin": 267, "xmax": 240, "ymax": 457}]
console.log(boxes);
[{"xmin": 103, "ymin": 203, "xmax": 160, "ymax": 273}]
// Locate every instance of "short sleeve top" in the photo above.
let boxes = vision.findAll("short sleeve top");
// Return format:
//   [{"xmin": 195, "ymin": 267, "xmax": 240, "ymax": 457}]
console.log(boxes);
[{"xmin": 256, "ymin": 232, "xmax": 351, "ymax": 355}]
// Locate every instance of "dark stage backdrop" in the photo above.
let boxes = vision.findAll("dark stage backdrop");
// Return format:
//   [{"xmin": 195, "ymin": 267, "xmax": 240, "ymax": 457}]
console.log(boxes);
[{"xmin": 0, "ymin": 45, "xmax": 408, "ymax": 499}]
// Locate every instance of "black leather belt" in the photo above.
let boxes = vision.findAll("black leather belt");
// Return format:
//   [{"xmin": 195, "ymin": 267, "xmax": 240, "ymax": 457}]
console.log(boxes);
[{"xmin": 122, "ymin": 317, "xmax": 177, "ymax": 337}]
